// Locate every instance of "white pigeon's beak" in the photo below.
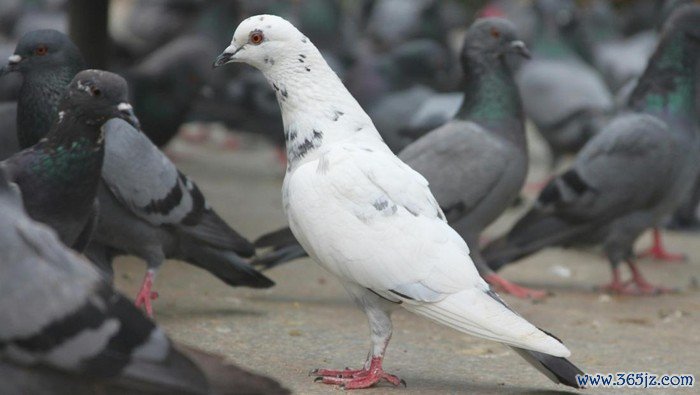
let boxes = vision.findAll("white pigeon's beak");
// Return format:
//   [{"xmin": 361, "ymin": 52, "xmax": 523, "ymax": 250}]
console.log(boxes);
[{"xmin": 213, "ymin": 45, "xmax": 242, "ymax": 68}]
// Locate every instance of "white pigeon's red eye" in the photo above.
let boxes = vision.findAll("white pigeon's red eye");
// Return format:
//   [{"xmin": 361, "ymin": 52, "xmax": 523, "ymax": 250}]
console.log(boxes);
[{"xmin": 250, "ymin": 30, "xmax": 264, "ymax": 45}]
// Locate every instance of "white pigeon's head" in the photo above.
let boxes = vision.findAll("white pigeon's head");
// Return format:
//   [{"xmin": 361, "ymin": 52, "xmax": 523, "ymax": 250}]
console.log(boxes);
[{"xmin": 213, "ymin": 14, "xmax": 307, "ymax": 71}]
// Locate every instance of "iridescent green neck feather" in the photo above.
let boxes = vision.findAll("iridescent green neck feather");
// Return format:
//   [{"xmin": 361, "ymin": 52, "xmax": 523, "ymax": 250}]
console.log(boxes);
[
  {"xmin": 629, "ymin": 31, "xmax": 698, "ymax": 120},
  {"xmin": 17, "ymin": 66, "xmax": 80, "ymax": 149},
  {"xmin": 456, "ymin": 53, "xmax": 522, "ymax": 131}
]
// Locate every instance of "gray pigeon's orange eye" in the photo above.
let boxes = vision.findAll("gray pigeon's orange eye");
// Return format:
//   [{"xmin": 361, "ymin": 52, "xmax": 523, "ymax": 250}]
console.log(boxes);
[
  {"xmin": 250, "ymin": 31, "xmax": 264, "ymax": 45},
  {"xmin": 490, "ymin": 28, "xmax": 501, "ymax": 39},
  {"xmin": 35, "ymin": 45, "xmax": 48, "ymax": 56}
]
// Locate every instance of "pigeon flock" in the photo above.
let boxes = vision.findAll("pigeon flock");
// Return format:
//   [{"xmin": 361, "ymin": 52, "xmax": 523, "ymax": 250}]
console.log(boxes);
[{"xmin": 0, "ymin": 0, "xmax": 699, "ymax": 393}]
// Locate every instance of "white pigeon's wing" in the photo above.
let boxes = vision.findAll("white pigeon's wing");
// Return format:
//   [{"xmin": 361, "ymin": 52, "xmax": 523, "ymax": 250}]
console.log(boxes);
[
  {"xmin": 286, "ymin": 143, "xmax": 481, "ymax": 297},
  {"xmin": 101, "ymin": 118, "xmax": 197, "ymax": 226},
  {"xmin": 286, "ymin": 144, "xmax": 569, "ymax": 356}
]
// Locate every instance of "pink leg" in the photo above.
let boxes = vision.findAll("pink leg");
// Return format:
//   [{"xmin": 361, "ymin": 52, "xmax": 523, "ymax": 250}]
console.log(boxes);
[
  {"xmin": 600, "ymin": 266, "xmax": 628, "ymax": 294},
  {"xmin": 484, "ymin": 273, "xmax": 549, "ymax": 300},
  {"xmin": 638, "ymin": 229, "xmax": 686, "ymax": 263},
  {"xmin": 626, "ymin": 261, "xmax": 674, "ymax": 295},
  {"xmin": 312, "ymin": 356, "xmax": 405, "ymax": 389},
  {"xmin": 601, "ymin": 261, "xmax": 673, "ymax": 296},
  {"xmin": 134, "ymin": 269, "xmax": 159, "ymax": 318}
]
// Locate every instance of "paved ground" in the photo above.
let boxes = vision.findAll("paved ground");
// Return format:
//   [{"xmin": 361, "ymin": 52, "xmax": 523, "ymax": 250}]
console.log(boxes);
[{"xmin": 113, "ymin": 127, "xmax": 700, "ymax": 394}]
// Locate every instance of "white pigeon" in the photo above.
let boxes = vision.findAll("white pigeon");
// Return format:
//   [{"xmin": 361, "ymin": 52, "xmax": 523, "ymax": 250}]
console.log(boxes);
[{"xmin": 214, "ymin": 15, "xmax": 583, "ymax": 390}]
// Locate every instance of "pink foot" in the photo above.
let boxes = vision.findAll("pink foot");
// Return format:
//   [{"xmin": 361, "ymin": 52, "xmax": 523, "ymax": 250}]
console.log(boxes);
[
  {"xmin": 311, "ymin": 357, "xmax": 405, "ymax": 389},
  {"xmin": 134, "ymin": 270, "xmax": 159, "ymax": 318},
  {"xmin": 600, "ymin": 263, "xmax": 674, "ymax": 296},
  {"xmin": 638, "ymin": 229, "xmax": 686, "ymax": 263},
  {"xmin": 485, "ymin": 274, "xmax": 549, "ymax": 299}
]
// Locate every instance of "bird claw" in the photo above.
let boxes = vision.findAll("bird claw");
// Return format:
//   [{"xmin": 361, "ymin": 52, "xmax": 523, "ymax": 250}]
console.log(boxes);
[
  {"xmin": 638, "ymin": 229, "xmax": 687, "ymax": 263},
  {"xmin": 311, "ymin": 357, "xmax": 405, "ymax": 389},
  {"xmin": 638, "ymin": 247, "xmax": 687, "ymax": 263},
  {"xmin": 134, "ymin": 271, "xmax": 158, "ymax": 318},
  {"xmin": 600, "ymin": 279, "xmax": 674, "ymax": 296}
]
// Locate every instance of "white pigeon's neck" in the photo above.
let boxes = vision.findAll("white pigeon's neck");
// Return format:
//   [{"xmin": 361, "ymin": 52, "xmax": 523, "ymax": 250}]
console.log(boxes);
[{"xmin": 259, "ymin": 42, "xmax": 382, "ymax": 169}]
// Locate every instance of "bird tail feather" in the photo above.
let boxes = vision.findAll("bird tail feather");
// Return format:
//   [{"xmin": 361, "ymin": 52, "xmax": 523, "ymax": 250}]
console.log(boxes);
[
  {"xmin": 254, "ymin": 226, "xmax": 297, "ymax": 248},
  {"xmin": 179, "ymin": 240, "xmax": 274, "ymax": 288},
  {"xmin": 482, "ymin": 209, "xmax": 593, "ymax": 271},
  {"xmin": 403, "ymin": 288, "xmax": 570, "ymax": 357},
  {"xmin": 510, "ymin": 347, "xmax": 584, "ymax": 388},
  {"xmin": 251, "ymin": 227, "xmax": 308, "ymax": 270}
]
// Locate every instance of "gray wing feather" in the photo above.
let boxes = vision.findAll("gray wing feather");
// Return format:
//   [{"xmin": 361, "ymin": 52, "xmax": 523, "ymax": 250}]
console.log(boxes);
[
  {"xmin": 548, "ymin": 113, "xmax": 676, "ymax": 218},
  {"xmin": 101, "ymin": 118, "xmax": 194, "ymax": 225},
  {"xmin": 399, "ymin": 120, "xmax": 511, "ymax": 215}
]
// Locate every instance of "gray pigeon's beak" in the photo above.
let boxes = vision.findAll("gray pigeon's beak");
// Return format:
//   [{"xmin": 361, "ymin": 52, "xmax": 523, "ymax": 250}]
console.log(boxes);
[
  {"xmin": 213, "ymin": 45, "xmax": 241, "ymax": 68},
  {"xmin": 117, "ymin": 102, "xmax": 141, "ymax": 130},
  {"xmin": 509, "ymin": 40, "xmax": 531, "ymax": 59},
  {"xmin": 1, "ymin": 54, "xmax": 22, "ymax": 76}
]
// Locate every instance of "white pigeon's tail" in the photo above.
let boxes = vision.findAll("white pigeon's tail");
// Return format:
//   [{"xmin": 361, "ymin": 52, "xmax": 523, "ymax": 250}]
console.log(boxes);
[{"xmin": 403, "ymin": 288, "xmax": 570, "ymax": 357}]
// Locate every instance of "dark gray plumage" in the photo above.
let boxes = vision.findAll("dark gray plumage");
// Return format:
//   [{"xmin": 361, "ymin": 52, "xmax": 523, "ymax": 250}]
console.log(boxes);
[
  {"xmin": 5, "ymin": 30, "xmax": 272, "ymax": 317},
  {"xmin": 484, "ymin": 5, "xmax": 700, "ymax": 295},
  {"xmin": 0, "ymin": 70, "xmax": 133, "ymax": 251},
  {"xmin": 4, "ymin": 29, "xmax": 85, "ymax": 149},
  {"xmin": 0, "ymin": 169, "xmax": 289, "ymax": 395}
]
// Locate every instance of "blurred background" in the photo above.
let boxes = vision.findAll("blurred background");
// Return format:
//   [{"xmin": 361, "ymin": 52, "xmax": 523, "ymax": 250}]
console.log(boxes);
[
  {"xmin": 2, "ymin": 1, "xmax": 699, "ymax": 393},
  {"xmin": 0, "ymin": 0, "xmax": 678, "ymax": 166}
]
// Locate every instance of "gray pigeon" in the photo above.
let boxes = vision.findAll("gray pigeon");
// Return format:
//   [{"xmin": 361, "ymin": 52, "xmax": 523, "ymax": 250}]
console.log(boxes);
[
  {"xmin": 0, "ymin": 169, "xmax": 289, "ymax": 395},
  {"xmin": 5, "ymin": 30, "xmax": 273, "ymax": 317},
  {"xmin": 254, "ymin": 19, "xmax": 547, "ymax": 300},
  {"xmin": 517, "ymin": 0, "xmax": 614, "ymax": 165},
  {"xmin": 1, "ymin": 70, "xmax": 134, "ymax": 251},
  {"xmin": 483, "ymin": 5, "xmax": 700, "ymax": 295}
]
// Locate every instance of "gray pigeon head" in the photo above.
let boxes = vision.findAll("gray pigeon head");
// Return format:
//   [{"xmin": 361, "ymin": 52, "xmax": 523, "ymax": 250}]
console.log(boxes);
[
  {"xmin": 3, "ymin": 29, "xmax": 84, "ymax": 75},
  {"xmin": 461, "ymin": 18, "xmax": 530, "ymax": 62},
  {"xmin": 661, "ymin": 4, "xmax": 700, "ymax": 42},
  {"xmin": 61, "ymin": 70, "xmax": 135, "ymax": 125}
]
